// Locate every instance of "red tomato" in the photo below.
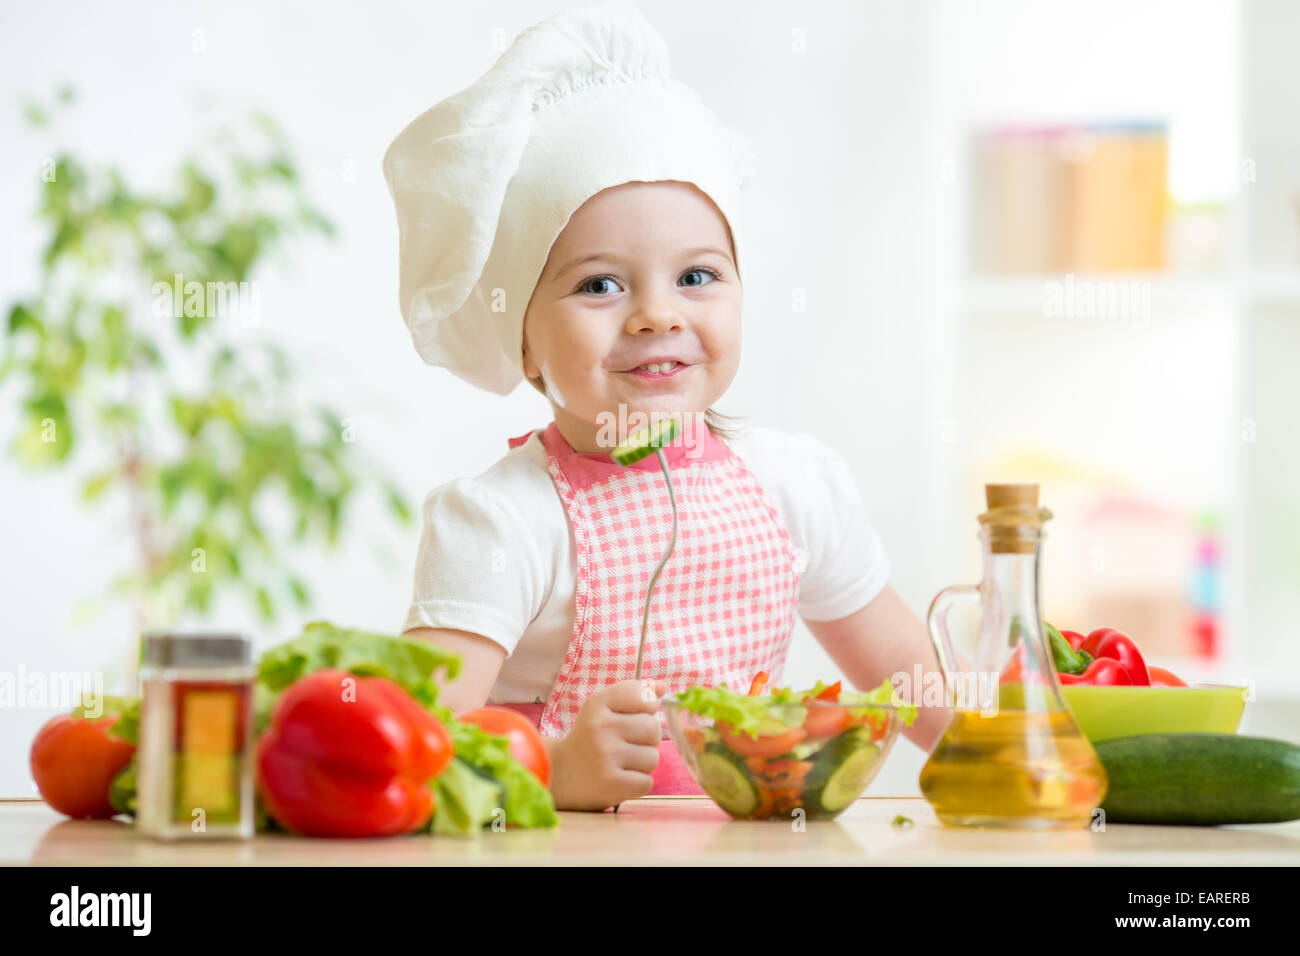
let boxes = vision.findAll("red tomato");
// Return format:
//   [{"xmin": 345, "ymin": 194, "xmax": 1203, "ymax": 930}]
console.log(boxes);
[
  {"xmin": 717, "ymin": 721, "xmax": 807, "ymax": 758},
  {"xmin": 457, "ymin": 707, "xmax": 551, "ymax": 787},
  {"xmin": 30, "ymin": 714, "xmax": 135, "ymax": 819},
  {"xmin": 802, "ymin": 704, "xmax": 848, "ymax": 738},
  {"xmin": 1147, "ymin": 665, "xmax": 1188, "ymax": 687}
]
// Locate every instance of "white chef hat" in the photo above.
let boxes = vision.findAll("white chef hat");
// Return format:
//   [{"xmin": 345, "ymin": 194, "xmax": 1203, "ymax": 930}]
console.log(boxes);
[{"xmin": 382, "ymin": 0, "xmax": 760, "ymax": 395}]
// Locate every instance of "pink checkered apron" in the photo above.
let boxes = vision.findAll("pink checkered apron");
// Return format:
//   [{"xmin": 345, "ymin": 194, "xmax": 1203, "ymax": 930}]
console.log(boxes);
[{"xmin": 499, "ymin": 418, "xmax": 801, "ymax": 795}]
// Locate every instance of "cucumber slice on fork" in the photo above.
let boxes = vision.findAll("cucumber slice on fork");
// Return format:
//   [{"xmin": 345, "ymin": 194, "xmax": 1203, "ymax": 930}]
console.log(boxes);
[{"xmin": 611, "ymin": 416, "xmax": 681, "ymax": 465}]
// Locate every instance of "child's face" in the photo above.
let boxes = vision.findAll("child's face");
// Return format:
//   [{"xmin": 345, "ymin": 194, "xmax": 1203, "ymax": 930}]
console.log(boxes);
[{"xmin": 521, "ymin": 181, "xmax": 742, "ymax": 453}]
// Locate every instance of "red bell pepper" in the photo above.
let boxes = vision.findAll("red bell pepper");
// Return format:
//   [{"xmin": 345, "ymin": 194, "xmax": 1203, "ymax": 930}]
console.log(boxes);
[
  {"xmin": 1059, "ymin": 629, "xmax": 1088, "ymax": 652},
  {"xmin": 1057, "ymin": 657, "xmax": 1135, "ymax": 685},
  {"xmin": 747, "ymin": 671, "xmax": 770, "ymax": 696},
  {"xmin": 1079, "ymin": 627, "xmax": 1150, "ymax": 685},
  {"xmin": 1046, "ymin": 624, "xmax": 1093, "ymax": 675},
  {"xmin": 811, "ymin": 681, "xmax": 841, "ymax": 702},
  {"xmin": 1003, "ymin": 622, "xmax": 1152, "ymax": 688},
  {"xmin": 256, "ymin": 668, "xmax": 454, "ymax": 837},
  {"xmin": 999, "ymin": 623, "xmax": 1091, "ymax": 686}
]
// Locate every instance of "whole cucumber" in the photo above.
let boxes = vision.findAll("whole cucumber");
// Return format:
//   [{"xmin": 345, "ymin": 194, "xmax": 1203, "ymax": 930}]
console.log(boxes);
[{"xmin": 1095, "ymin": 733, "xmax": 1300, "ymax": 826}]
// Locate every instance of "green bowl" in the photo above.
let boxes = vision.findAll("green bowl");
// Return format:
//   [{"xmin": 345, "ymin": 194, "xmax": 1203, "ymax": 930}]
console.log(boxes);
[{"xmin": 1061, "ymin": 682, "xmax": 1248, "ymax": 742}]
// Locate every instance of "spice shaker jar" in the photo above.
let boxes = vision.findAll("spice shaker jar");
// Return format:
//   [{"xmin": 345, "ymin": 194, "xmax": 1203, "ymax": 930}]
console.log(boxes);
[{"xmin": 136, "ymin": 633, "xmax": 255, "ymax": 840}]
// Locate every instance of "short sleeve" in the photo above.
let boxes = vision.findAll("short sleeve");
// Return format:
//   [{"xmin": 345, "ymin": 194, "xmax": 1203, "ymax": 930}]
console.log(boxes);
[
  {"xmin": 793, "ymin": 438, "xmax": 891, "ymax": 622},
  {"xmin": 401, "ymin": 477, "xmax": 549, "ymax": 656}
]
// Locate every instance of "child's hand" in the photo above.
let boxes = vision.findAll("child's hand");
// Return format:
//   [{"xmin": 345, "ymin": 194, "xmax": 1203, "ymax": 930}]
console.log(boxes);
[{"xmin": 549, "ymin": 678, "xmax": 667, "ymax": 811}]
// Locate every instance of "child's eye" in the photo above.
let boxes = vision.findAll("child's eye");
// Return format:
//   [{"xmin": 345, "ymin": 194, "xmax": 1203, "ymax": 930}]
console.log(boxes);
[
  {"xmin": 679, "ymin": 267, "xmax": 720, "ymax": 288},
  {"xmin": 576, "ymin": 267, "xmax": 720, "ymax": 296},
  {"xmin": 578, "ymin": 275, "xmax": 622, "ymax": 296}
]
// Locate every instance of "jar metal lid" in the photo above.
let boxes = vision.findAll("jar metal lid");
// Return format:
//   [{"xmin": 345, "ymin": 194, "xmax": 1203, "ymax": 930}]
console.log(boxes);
[{"xmin": 142, "ymin": 632, "xmax": 252, "ymax": 668}]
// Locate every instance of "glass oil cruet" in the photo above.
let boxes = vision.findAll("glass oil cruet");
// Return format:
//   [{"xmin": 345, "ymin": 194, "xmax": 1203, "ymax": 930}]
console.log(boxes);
[{"xmin": 918, "ymin": 483, "xmax": 1108, "ymax": 828}]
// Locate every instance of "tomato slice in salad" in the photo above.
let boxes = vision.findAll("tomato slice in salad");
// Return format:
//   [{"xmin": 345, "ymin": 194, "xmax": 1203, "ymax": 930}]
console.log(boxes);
[
  {"xmin": 717, "ymin": 722, "xmax": 807, "ymax": 758},
  {"xmin": 802, "ymin": 705, "xmax": 848, "ymax": 738}
]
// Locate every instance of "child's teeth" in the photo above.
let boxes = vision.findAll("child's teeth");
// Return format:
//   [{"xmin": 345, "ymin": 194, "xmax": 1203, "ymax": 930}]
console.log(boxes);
[{"xmin": 639, "ymin": 362, "xmax": 677, "ymax": 373}]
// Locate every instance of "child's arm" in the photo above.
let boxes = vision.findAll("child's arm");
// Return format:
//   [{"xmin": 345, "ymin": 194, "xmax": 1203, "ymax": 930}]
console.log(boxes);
[
  {"xmin": 803, "ymin": 585, "xmax": 950, "ymax": 752},
  {"xmin": 404, "ymin": 626, "xmax": 506, "ymax": 713}
]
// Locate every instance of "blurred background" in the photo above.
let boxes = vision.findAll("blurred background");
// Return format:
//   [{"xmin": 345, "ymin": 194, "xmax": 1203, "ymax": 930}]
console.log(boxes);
[{"xmin": 2, "ymin": 0, "xmax": 1298, "ymax": 797}]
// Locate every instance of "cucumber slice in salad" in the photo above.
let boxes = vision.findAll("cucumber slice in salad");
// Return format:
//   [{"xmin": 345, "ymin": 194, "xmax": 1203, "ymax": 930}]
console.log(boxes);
[
  {"xmin": 696, "ymin": 748, "xmax": 759, "ymax": 818},
  {"xmin": 786, "ymin": 739, "xmax": 825, "ymax": 761},
  {"xmin": 804, "ymin": 727, "xmax": 881, "ymax": 814},
  {"xmin": 610, "ymin": 417, "xmax": 681, "ymax": 465}
]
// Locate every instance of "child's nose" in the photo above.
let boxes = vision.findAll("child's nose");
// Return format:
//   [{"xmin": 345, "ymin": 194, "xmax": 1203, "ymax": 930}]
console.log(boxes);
[{"xmin": 625, "ymin": 303, "xmax": 685, "ymax": 334}]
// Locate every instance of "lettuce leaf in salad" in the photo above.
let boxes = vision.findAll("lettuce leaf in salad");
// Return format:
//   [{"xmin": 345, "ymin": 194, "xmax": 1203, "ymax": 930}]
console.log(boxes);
[{"xmin": 674, "ymin": 676, "xmax": 916, "ymax": 737}]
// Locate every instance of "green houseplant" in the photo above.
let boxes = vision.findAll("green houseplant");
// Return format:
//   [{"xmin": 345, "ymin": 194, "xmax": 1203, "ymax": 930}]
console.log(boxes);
[{"xmin": 2, "ymin": 87, "xmax": 412, "ymax": 662}]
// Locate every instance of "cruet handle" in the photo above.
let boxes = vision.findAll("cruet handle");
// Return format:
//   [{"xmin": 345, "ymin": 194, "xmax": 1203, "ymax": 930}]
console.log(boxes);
[{"xmin": 926, "ymin": 585, "xmax": 980, "ymax": 706}]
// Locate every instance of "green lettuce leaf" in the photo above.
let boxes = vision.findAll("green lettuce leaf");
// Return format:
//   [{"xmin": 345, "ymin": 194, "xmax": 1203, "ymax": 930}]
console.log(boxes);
[
  {"xmin": 108, "ymin": 762, "xmax": 137, "ymax": 816},
  {"xmin": 428, "ymin": 758, "xmax": 505, "ymax": 836},
  {"xmin": 254, "ymin": 620, "xmax": 461, "ymax": 732},
  {"xmin": 71, "ymin": 695, "xmax": 140, "ymax": 745}
]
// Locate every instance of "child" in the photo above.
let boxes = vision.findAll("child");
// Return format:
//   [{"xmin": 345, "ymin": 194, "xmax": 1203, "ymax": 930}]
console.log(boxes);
[{"xmin": 383, "ymin": 1, "xmax": 946, "ymax": 811}]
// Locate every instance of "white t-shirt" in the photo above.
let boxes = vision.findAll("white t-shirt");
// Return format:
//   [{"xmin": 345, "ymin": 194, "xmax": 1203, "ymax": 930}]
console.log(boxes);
[{"xmin": 401, "ymin": 425, "xmax": 891, "ymax": 704}]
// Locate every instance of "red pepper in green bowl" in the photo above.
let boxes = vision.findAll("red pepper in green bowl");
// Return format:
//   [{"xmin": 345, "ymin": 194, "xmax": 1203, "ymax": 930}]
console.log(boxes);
[
  {"xmin": 1046, "ymin": 623, "xmax": 1151, "ymax": 686},
  {"xmin": 256, "ymin": 668, "xmax": 454, "ymax": 837},
  {"xmin": 1058, "ymin": 657, "xmax": 1135, "ymax": 685},
  {"xmin": 1079, "ymin": 627, "xmax": 1151, "ymax": 685}
]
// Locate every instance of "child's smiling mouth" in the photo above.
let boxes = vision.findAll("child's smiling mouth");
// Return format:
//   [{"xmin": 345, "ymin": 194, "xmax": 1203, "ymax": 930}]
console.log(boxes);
[{"xmin": 619, "ymin": 362, "xmax": 693, "ymax": 382}]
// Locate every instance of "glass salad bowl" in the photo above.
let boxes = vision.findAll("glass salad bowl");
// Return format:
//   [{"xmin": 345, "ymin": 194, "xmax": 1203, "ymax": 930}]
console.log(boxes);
[{"xmin": 662, "ymin": 678, "xmax": 915, "ymax": 821}]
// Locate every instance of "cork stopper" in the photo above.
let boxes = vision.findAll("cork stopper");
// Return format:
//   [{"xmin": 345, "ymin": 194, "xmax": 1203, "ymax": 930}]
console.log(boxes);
[{"xmin": 978, "ymin": 483, "xmax": 1052, "ymax": 553}]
